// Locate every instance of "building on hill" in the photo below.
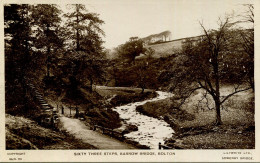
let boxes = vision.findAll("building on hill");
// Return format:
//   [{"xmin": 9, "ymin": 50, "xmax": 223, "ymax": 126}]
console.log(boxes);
[
  {"xmin": 129, "ymin": 37, "xmax": 139, "ymax": 41},
  {"xmin": 137, "ymin": 28, "xmax": 252, "ymax": 60},
  {"xmin": 136, "ymin": 35, "xmax": 204, "ymax": 60},
  {"xmin": 142, "ymin": 30, "xmax": 172, "ymax": 45}
]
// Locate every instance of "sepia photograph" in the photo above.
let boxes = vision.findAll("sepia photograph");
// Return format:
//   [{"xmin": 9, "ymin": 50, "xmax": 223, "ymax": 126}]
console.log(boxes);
[{"xmin": 1, "ymin": 0, "xmax": 259, "ymax": 162}]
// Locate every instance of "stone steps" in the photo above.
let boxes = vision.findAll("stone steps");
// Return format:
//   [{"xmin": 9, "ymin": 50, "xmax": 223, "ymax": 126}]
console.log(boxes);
[
  {"xmin": 26, "ymin": 82, "xmax": 60, "ymax": 128},
  {"xmin": 27, "ymin": 83, "xmax": 53, "ymax": 111}
]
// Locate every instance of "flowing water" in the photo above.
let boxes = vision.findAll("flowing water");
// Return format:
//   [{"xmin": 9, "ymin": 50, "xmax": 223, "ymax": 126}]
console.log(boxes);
[{"xmin": 112, "ymin": 91, "xmax": 174, "ymax": 149}]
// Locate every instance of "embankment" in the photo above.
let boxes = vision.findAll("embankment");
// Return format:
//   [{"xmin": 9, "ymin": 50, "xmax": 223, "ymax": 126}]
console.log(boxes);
[{"xmin": 135, "ymin": 88, "xmax": 255, "ymax": 149}]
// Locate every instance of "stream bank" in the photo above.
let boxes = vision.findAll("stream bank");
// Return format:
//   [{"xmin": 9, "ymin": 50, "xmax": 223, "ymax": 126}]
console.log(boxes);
[{"xmin": 112, "ymin": 91, "xmax": 175, "ymax": 149}]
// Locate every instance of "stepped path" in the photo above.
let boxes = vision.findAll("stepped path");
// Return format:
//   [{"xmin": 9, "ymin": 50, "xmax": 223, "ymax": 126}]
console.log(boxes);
[
  {"xmin": 30, "ymin": 83, "xmax": 173, "ymax": 149},
  {"xmin": 59, "ymin": 116, "xmax": 136, "ymax": 149},
  {"xmin": 27, "ymin": 83, "xmax": 135, "ymax": 149}
]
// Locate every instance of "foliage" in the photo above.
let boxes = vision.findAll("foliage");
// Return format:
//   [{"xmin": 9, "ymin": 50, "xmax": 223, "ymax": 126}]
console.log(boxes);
[
  {"xmin": 116, "ymin": 37, "xmax": 146, "ymax": 64},
  {"xmin": 58, "ymin": 50, "xmax": 107, "ymax": 91},
  {"xmin": 5, "ymin": 4, "xmax": 33, "ymax": 105},
  {"xmin": 4, "ymin": 4, "xmax": 107, "ymax": 124},
  {"xmin": 60, "ymin": 4, "xmax": 106, "ymax": 90},
  {"xmin": 64, "ymin": 4, "xmax": 104, "ymax": 53},
  {"xmin": 236, "ymin": 4, "xmax": 254, "ymax": 90},
  {"xmin": 160, "ymin": 17, "xmax": 253, "ymax": 125},
  {"xmin": 31, "ymin": 4, "xmax": 64, "ymax": 77}
]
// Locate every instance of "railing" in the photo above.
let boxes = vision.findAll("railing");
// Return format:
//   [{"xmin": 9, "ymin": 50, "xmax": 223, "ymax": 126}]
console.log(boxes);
[
  {"xmin": 92, "ymin": 125, "xmax": 125, "ymax": 139},
  {"xmin": 92, "ymin": 124, "xmax": 173, "ymax": 149},
  {"xmin": 158, "ymin": 142, "xmax": 173, "ymax": 149}
]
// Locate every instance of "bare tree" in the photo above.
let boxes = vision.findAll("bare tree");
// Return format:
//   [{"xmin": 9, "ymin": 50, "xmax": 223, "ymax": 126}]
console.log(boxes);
[
  {"xmin": 166, "ymin": 17, "xmax": 252, "ymax": 125},
  {"xmin": 237, "ymin": 4, "xmax": 254, "ymax": 91}
]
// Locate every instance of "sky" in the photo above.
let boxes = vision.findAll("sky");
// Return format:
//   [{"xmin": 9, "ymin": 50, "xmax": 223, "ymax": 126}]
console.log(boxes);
[
  {"xmin": 50, "ymin": 0, "xmax": 253, "ymax": 49},
  {"xmin": 73, "ymin": 0, "xmax": 251, "ymax": 49}
]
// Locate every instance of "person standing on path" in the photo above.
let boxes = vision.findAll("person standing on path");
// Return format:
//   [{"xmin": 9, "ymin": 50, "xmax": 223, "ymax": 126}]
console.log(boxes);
[
  {"xmin": 75, "ymin": 106, "xmax": 79, "ymax": 118},
  {"xmin": 61, "ymin": 105, "xmax": 64, "ymax": 115}
]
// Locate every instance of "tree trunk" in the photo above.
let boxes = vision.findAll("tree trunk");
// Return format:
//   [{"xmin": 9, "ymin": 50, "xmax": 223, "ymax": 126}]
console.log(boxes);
[
  {"xmin": 46, "ymin": 24, "xmax": 50, "ymax": 77},
  {"xmin": 141, "ymin": 87, "xmax": 144, "ymax": 94},
  {"xmin": 76, "ymin": 28, "xmax": 80, "ymax": 50},
  {"xmin": 46, "ymin": 55, "xmax": 50, "ymax": 77},
  {"xmin": 90, "ymin": 78, "xmax": 93, "ymax": 92},
  {"xmin": 215, "ymin": 99, "xmax": 222, "ymax": 125},
  {"xmin": 213, "ymin": 51, "xmax": 222, "ymax": 125},
  {"xmin": 113, "ymin": 66, "xmax": 117, "ymax": 86},
  {"xmin": 249, "ymin": 76, "xmax": 254, "ymax": 92},
  {"xmin": 76, "ymin": 6, "xmax": 80, "ymax": 51}
]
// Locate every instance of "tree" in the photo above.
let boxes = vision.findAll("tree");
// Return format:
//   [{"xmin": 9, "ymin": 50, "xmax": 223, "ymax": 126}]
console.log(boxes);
[
  {"xmin": 62, "ymin": 4, "xmax": 106, "ymax": 91},
  {"xmin": 164, "ymin": 17, "xmax": 252, "ymax": 125},
  {"xmin": 237, "ymin": 4, "xmax": 254, "ymax": 91},
  {"xmin": 117, "ymin": 37, "xmax": 146, "ymax": 64},
  {"xmin": 5, "ymin": 4, "xmax": 32, "ymax": 94},
  {"xmin": 145, "ymin": 47, "xmax": 155, "ymax": 61},
  {"xmin": 134, "ymin": 60, "xmax": 158, "ymax": 93},
  {"xmin": 31, "ymin": 4, "xmax": 63, "ymax": 78},
  {"xmin": 64, "ymin": 4, "xmax": 104, "ymax": 52}
]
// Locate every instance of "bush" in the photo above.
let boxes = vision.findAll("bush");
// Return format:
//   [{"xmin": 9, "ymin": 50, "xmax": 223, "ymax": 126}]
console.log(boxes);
[
  {"xmin": 110, "ymin": 91, "xmax": 157, "ymax": 106},
  {"xmin": 85, "ymin": 108, "xmax": 121, "ymax": 129},
  {"xmin": 123, "ymin": 124, "xmax": 138, "ymax": 134}
]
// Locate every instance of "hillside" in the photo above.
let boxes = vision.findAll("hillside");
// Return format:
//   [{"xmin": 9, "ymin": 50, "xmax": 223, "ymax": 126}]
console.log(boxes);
[
  {"xmin": 144, "ymin": 40, "xmax": 182, "ymax": 58},
  {"xmin": 6, "ymin": 114, "xmax": 96, "ymax": 149},
  {"xmin": 142, "ymin": 35, "xmax": 203, "ymax": 59},
  {"xmin": 136, "ymin": 86, "xmax": 255, "ymax": 149}
]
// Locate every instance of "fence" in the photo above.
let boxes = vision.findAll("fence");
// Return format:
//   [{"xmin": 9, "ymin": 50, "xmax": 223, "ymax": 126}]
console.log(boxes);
[
  {"xmin": 92, "ymin": 124, "xmax": 173, "ymax": 149},
  {"xmin": 92, "ymin": 125, "xmax": 125, "ymax": 139},
  {"xmin": 158, "ymin": 142, "xmax": 173, "ymax": 149}
]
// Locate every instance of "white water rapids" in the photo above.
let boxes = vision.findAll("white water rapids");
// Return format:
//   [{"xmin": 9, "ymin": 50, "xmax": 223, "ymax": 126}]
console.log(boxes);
[{"xmin": 112, "ymin": 91, "xmax": 175, "ymax": 149}]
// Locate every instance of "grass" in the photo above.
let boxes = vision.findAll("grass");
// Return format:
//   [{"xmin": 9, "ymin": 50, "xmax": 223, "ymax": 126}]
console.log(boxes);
[
  {"xmin": 136, "ymin": 85, "xmax": 255, "ymax": 149},
  {"xmin": 6, "ymin": 114, "xmax": 96, "ymax": 149},
  {"xmin": 145, "ymin": 40, "xmax": 182, "ymax": 58},
  {"xmin": 95, "ymin": 86, "xmax": 154, "ymax": 98},
  {"xmin": 45, "ymin": 85, "xmax": 156, "ymax": 129},
  {"xmin": 110, "ymin": 91, "xmax": 157, "ymax": 106}
]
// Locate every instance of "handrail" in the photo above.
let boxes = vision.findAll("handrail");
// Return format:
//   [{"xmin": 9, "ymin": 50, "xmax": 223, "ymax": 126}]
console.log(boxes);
[
  {"xmin": 158, "ymin": 142, "xmax": 173, "ymax": 149},
  {"xmin": 92, "ymin": 124, "xmax": 125, "ymax": 138}
]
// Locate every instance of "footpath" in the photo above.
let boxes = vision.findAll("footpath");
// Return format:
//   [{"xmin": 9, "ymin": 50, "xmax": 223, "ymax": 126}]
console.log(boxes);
[
  {"xmin": 59, "ymin": 116, "xmax": 136, "ymax": 149},
  {"xmin": 45, "ymin": 99, "xmax": 136, "ymax": 149},
  {"xmin": 27, "ymin": 83, "xmax": 135, "ymax": 149}
]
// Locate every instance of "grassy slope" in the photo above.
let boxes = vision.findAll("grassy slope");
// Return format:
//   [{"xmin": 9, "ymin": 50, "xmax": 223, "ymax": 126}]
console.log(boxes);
[
  {"xmin": 143, "ymin": 40, "xmax": 182, "ymax": 58},
  {"xmin": 6, "ymin": 114, "xmax": 96, "ymax": 149},
  {"xmin": 137, "ymin": 86, "xmax": 255, "ymax": 149},
  {"xmin": 45, "ymin": 86, "xmax": 156, "ymax": 129},
  {"xmin": 95, "ymin": 86, "xmax": 157, "ymax": 106}
]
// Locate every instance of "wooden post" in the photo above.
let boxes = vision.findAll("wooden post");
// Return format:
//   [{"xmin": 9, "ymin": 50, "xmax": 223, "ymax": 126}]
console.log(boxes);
[
  {"xmin": 69, "ymin": 105, "xmax": 71, "ymax": 117},
  {"xmin": 61, "ymin": 105, "xmax": 64, "ymax": 115},
  {"xmin": 75, "ymin": 105, "xmax": 79, "ymax": 118}
]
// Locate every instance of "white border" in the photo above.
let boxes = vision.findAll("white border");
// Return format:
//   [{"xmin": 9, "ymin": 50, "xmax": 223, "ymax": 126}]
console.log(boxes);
[{"xmin": 0, "ymin": 0, "xmax": 259, "ymax": 162}]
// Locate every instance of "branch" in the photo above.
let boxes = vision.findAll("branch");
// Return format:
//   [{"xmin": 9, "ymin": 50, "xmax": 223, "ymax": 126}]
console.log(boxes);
[
  {"xmin": 199, "ymin": 21, "xmax": 213, "ymax": 47},
  {"xmin": 220, "ymin": 87, "xmax": 251, "ymax": 105},
  {"xmin": 198, "ymin": 80, "xmax": 215, "ymax": 97},
  {"xmin": 201, "ymin": 70, "xmax": 216, "ymax": 95},
  {"xmin": 176, "ymin": 86, "xmax": 203, "ymax": 109},
  {"xmin": 204, "ymin": 91, "xmax": 213, "ymax": 110}
]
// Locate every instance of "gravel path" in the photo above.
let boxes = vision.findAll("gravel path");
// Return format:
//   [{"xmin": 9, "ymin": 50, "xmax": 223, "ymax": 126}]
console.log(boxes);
[{"xmin": 59, "ymin": 116, "xmax": 136, "ymax": 149}]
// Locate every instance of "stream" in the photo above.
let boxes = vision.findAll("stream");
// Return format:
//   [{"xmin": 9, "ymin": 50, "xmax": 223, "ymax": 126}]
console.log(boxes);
[{"xmin": 112, "ymin": 91, "xmax": 175, "ymax": 149}]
